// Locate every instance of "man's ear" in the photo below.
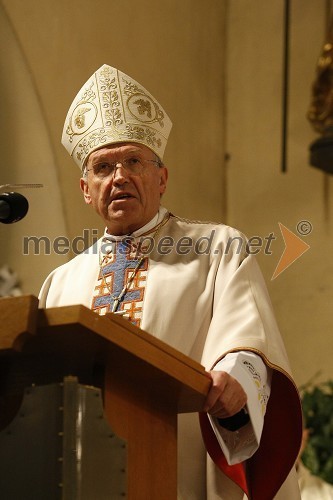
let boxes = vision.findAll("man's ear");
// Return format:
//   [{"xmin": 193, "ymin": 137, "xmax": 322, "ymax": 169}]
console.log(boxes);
[
  {"xmin": 159, "ymin": 166, "xmax": 168, "ymax": 195},
  {"xmin": 80, "ymin": 178, "xmax": 91, "ymax": 204}
]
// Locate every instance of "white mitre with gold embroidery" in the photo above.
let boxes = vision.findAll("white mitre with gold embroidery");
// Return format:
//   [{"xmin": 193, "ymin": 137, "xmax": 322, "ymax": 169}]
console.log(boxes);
[{"xmin": 62, "ymin": 64, "xmax": 172, "ymax": 169}]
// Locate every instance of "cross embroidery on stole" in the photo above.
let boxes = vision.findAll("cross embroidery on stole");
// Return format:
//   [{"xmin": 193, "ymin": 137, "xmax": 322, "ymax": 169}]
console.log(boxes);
[{"xmin": 91, "ymin": 240, "xmax": 148, "ymax": 327}]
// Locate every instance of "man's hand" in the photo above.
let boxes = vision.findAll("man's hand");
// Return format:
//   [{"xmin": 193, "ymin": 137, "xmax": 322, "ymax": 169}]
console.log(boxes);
[{"xmin": 203, "ymin": 370, "xmax": 247, "ymax": 419}]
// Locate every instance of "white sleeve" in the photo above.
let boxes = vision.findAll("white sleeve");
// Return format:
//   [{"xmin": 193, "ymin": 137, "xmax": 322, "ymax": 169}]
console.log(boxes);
[{"xmin": 208, "ymin": 351, "xmax": 272, "ymax": 465}]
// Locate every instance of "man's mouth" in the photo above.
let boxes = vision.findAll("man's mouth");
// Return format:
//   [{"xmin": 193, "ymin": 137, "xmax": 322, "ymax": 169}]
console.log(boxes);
[{"xmin": 111, "ymin": 193, "xmax": 134, "ymax": 201}]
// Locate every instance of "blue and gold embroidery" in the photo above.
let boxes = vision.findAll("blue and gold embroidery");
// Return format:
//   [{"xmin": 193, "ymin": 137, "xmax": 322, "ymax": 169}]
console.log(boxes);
[{"xmin": 92, "ymin": 240, "xmax": 148, "ymax": 327}]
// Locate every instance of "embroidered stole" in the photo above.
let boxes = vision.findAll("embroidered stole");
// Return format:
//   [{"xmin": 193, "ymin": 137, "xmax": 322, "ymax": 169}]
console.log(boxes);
[{"xmin": 91, "ymin": 239, "xmax": 148, "ymax": 327}]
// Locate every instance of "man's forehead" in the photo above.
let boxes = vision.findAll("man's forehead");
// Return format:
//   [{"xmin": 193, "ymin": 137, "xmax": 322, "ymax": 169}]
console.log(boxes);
[{"xmin": 88, "ymin": 143, "xmax": 152, "ymax": 162}]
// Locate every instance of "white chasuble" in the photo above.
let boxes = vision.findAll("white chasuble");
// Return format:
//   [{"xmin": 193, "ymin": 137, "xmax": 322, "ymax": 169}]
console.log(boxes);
[{"xmin": 39, "ymin": 207, "xmax": 302, "ymax": 499}]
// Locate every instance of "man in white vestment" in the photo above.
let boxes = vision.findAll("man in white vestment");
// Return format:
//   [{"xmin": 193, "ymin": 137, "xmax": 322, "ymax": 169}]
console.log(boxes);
[{"xmin": 39, "ymin": 64, "xmax": 302, "ymax": 499}]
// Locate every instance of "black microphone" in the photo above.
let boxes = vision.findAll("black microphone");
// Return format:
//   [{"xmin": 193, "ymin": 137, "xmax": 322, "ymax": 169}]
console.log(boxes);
[{"xmin": 0, "ymin": 192, "xmax": 29, "ymax": 224}]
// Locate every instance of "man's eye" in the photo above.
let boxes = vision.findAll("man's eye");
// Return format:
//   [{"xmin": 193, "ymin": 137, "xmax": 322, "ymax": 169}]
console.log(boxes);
[
  {"xmin": 125, "ymin": 157, "xmax": 141, "ymax": 167},
  {"xmin": 95, "ymin": 163, "xmax": 111, "ymax": 174}
]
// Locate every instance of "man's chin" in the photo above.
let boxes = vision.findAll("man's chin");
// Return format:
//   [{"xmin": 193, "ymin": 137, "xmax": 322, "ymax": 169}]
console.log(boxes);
[{"xmin": 105, "ymin": 207, "xmax": 141, "ymax": 235}]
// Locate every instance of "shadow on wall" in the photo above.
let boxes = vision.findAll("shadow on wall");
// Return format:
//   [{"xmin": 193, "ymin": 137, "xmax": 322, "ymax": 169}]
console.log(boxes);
[{"xmin": 0, "ymin": 4, "xmax": 68, "ymax": 295}]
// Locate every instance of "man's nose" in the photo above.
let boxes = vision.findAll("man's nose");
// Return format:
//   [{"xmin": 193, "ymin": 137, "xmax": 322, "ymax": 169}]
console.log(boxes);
[{"xmin": 112, "ymin": 163, "xmax": 130, "ymax": 184}]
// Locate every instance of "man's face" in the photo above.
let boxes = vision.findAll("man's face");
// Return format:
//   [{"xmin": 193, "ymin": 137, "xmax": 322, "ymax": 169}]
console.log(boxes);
[{"xmin": 80, "ymin": 143, "xmax": 168, "ymax": 235}]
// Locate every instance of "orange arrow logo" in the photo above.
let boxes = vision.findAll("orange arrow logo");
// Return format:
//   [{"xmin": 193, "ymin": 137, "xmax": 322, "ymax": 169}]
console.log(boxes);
[{"xmin": 271, "ymin": 223, "xmax": 310, "ymax": 280}]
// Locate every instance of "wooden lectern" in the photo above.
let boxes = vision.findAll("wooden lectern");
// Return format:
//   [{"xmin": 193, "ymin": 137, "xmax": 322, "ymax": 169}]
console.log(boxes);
[{"xmin": 0, "ymin": 295, "xmax": 211, "ymax": 499}]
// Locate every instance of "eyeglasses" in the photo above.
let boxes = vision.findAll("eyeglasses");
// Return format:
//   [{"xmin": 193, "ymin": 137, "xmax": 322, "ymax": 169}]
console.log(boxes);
[{"xmin": 85, "ymin": 157, "xmax": 161, "ymax": 179}]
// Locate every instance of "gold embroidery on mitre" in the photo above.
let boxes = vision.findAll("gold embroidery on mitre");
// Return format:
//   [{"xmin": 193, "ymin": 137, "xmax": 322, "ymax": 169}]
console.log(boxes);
[
  {"xmin": 99, "ymin": 67, "xmax": 123, "ymax": 128},
  {"xmin": 74, "ymin": 107, "xmax": 91, "ymax": 129},
  {"xmin": 62, "ymin": 64, "xmax": 172, "ymax": 168},
  {"xmin": 122, "ymin": 78, "xmax": 165, "ymax": 127},
  {"xmin": 134, "ymin": 99, "xmax": 152, "ymax": 118},
  {"xmin": 66, "ymin": 83, "xmax": 97, "ymax": 143}
]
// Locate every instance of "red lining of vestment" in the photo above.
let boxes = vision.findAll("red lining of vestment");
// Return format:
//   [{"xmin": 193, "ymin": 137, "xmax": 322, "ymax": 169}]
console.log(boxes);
[{"xmin": 199, "ymin": 370, "xmax": 302, "ymax": 500}]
